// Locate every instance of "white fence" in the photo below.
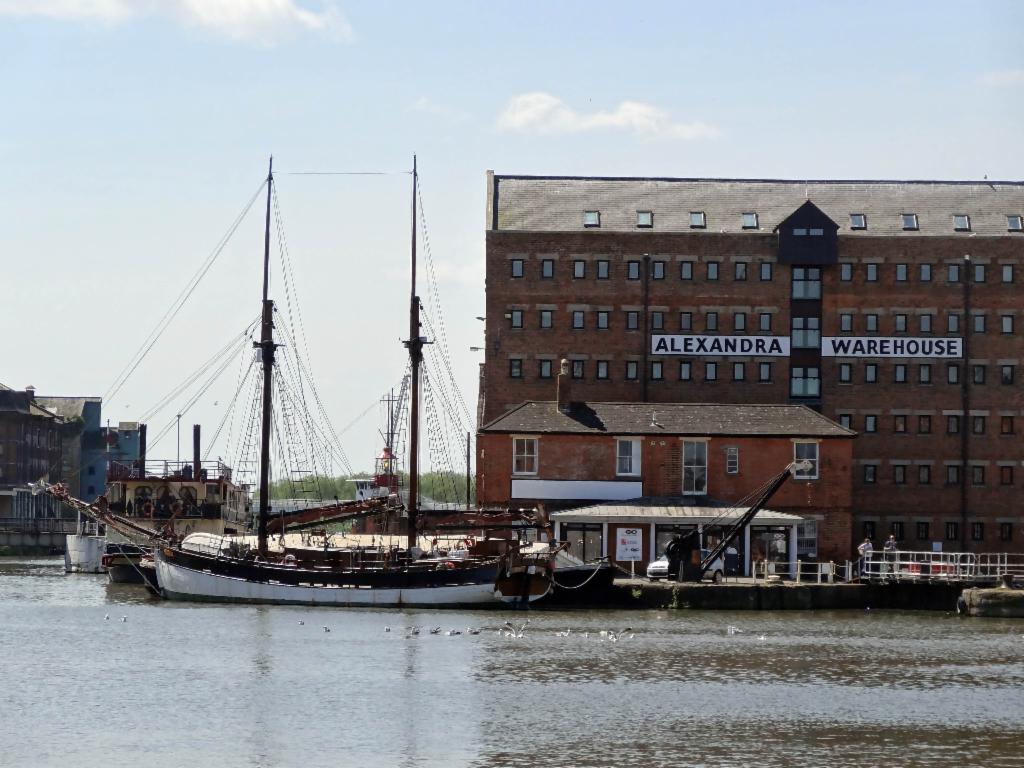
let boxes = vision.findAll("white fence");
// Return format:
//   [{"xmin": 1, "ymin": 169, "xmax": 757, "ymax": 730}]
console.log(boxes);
[{"xmin": 857, "ymin": 550, "xmax": 1024, "ymax": 584}]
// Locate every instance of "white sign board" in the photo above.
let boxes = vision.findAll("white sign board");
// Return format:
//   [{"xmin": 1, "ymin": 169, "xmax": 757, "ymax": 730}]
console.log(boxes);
[
  {"xmin": 616, "ymin": 528, "xmax": 643, "ymax": 561},
  {"xmin": 651, "ymin": 335, "xmax": 790, "ymax": 356},
  {"xmin": 821, "ymin": 337, "xmax": 963, "ymax": 358}
]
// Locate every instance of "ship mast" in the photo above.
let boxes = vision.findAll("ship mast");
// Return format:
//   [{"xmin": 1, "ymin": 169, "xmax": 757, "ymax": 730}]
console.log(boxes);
[
  {"xmin": 405, "ymin": 156, "xmax": 422, "ymax": 551},
  {"xmin": 256, "ymin": 157, "xmax": 276, "ymax": 557}
]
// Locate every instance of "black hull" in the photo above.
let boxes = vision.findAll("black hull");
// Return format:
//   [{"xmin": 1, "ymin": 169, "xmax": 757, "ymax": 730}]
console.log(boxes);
[
  {"xmin": 160, "ymin": 546, "xmax": 502, "ymax": 590},
  {"xmin": 544, "ymin": 563, "xmax": 616, "ymax": 605}
]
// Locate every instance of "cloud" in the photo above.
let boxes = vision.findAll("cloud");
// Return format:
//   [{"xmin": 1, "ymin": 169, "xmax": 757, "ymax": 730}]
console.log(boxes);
[
  {"xmin": 496, "ymin": 92, "xmax": 718, "ymax": 140},
  {"xmin": 0, "ymin": 0, "xmax": 353, "ymax": 43},
  {"xmin": 978, "ymin": 69, "xmax": 1024, "ymax": 88}
]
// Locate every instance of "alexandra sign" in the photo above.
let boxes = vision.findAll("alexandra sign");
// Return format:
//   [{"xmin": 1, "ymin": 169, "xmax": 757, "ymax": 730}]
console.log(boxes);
[
  {"xmin": 821, "ymin": 337, "xmax": 963, "ymax": 358},
  {"xmin": 651, "ymin": 335, "xmax": 790, "ymax": 356},
  {"xmin": 650, "ymin": 334, "xmax": 964, "ymax": 358}
]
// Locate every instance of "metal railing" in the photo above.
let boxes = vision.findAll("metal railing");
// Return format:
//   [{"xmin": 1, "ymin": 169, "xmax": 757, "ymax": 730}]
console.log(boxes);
[
  {"xmin": 107, "ymin": 459, "xmax": 233, "ymax": 482},
  {"xmin": 0, "ymin": 517, "xmax": 80, "ymax": 534},
  {"xmin": 857, "ymin": 550, "xmax": 1024, "ymax": 584},
  {"xmin": 753, "ymin": 560, "xmax": 841, "ymax": 583}
]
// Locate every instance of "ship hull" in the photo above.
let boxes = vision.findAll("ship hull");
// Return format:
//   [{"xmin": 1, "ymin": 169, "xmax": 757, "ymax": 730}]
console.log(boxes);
[
  {"xmin": 64, "ymin": 535, "xmax": 106, "ymax": 573},
  {"xmin": 154, "ymin": 547, "xmax": 510, "ymax": 607}
]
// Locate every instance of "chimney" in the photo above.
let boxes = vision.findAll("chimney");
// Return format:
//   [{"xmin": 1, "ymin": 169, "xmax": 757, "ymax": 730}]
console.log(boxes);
[
  {"xmin": 193, "ymin": 424, "xmax": 201, "ymax": 479},
  {"xmin": 24, "ymin": 385, "xmax": 35, "ymax": 400},
  {"xmin": 137, "ymin": 423, "xmax": 147, "ymax": 478},
  {"xmin": 556, "ymin": 358, "xmax": 571, "ymax": 414}
]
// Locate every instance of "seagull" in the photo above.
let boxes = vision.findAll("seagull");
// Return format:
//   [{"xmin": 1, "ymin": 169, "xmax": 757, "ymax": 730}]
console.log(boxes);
[
  {"xmin": 298, "ymin": 620, "xmax": 305, "ymax": 625},
  {"xmin": 429, "ymin": 627, "xmax": 442, "ymax": 635},
  {"xmin": 104, "ymin": 614, "xmax": 109, "ymax": 620},
  {"xmin": 323, "ymin": 626, "xmax": 330, "ymax": 632},
  {"xmin": 120, "ymin": 616, "xmax": 127, "ymax": 622},
  {"xmin": 467, "ymin": 627, "xmax": 481, "ymax": 635},
  {"xmin": 727, "ymin": 625, "xmax": 743, "ymax": 635},
  {"xmin": 384, "ymin": 627, "xmax": 391, "ymax": 633},
  {"xmin": 407, "ymin": 627, "xmax": 420, "ymax": 636},
  {"xmin": 555, "ymin": 628, "xmax": 571, "ymax": 637},
  {"xmin": 758, "ymin": 634, "xmax": 767, "ymax": 642},
  {"xmin": 446, "ymin": 629, "xmax": 462, "ymax": 636}
]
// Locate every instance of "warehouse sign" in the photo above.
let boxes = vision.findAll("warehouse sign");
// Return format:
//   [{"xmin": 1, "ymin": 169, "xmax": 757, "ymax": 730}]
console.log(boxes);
[
  {"xmin": 651, "ymin": 335, "xmax": 790, "ymax": 356},
  {"xmin": 821, "ymin": 337, "xmax": 963, "ymax": 358}
]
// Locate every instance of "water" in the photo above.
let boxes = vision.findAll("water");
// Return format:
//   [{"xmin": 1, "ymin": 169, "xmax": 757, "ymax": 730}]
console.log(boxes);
[{"xmin": 2, "ymin": 557, "xmax": 1023, "ymax": 768}]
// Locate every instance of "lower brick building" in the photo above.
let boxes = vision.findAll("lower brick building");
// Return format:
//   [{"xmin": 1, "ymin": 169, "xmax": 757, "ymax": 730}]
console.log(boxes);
[{"xmin": 476, "ymin": 367, "xmax": 855, "ymax": 566}]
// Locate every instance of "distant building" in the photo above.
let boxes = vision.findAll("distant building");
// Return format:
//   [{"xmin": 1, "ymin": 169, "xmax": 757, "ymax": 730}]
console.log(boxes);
[
  {"xmin": 101, "ymin": 421, "xmax": 142, "ymax": 475},
  {"xmin": 480, "ymin": 174, "xmax": 1024, "ymax": 554},
  {"xmin": 36, "ymin": 396, "xmax": 105, "ymax": 501},
  {"xmin": 0, "ymin": 384, "xmax": 65, "ymax": 519}
]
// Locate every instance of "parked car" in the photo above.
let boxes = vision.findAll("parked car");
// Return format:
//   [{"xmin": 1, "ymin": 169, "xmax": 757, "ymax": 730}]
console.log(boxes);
[{"xmin": 646, "ymin": 550, "xmax": 726, "ymax": 582}]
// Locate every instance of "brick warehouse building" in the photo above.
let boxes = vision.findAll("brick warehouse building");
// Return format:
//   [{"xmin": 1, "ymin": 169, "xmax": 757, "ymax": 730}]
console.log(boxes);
[{"xmin": 478, "ymin": 174, "xmax": 1024, "ymax": 557}]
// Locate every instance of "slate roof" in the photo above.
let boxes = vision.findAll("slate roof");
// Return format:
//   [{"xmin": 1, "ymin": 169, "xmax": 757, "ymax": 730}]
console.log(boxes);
[
  {"xmin": 490, "ymin": 175, "xmax": 1024, "ymax": 237},
  {"xmin": 479, "ymin": 401, "xmax": 854, "ymax": 438},
  {"xmin": 35, "ymin": 396, "xmax": 100, "ymax": 420},
  {"xmin": 550, "ymin": 498, "xmax": 803, "ymax": 524}
]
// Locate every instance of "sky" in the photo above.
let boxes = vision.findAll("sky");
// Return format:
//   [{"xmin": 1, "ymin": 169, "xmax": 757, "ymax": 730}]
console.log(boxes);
[{"xmin": 2, "ymin": 0, "xmax": 1023, "ymax": 480}]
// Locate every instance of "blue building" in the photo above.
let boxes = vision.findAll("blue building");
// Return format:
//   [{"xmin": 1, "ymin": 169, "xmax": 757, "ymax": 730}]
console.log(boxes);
[{"xmin": 36, "ymin": 396, "xmax": 106, "ymax": 501}]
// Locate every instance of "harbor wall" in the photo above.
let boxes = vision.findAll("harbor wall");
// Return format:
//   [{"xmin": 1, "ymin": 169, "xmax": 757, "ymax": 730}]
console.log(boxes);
[{"xmin": 0, "ymin": 531, "xmax": 66, "ymax": 555}]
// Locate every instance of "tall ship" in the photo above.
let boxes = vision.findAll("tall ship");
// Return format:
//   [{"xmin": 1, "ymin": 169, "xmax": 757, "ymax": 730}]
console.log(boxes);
[{"xmin": 148, "ymin": 158, "xmax": 555, "ymax": 606}]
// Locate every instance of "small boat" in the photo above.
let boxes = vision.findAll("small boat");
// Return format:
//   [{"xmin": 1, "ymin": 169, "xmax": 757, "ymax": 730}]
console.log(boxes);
[{"xmin": 101, "ymin": 542, "xmax": 151, "ymax": 584}]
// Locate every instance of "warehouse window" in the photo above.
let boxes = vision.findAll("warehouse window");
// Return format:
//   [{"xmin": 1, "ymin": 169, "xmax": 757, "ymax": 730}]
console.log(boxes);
[
  {"xmin": 918, "ymin": 415, "xmax": 931, "ymax": 433},
  {"xmin": 840, "ymin": 313, "xmax": 853, "ymax": 332},
  {"xmin": 707, "ymin": 262, "xmax": 720, "ymax": 281},
  {"xmin": 917, "ymin": 521, "xmax": 930, "ymax": 539},
  {"xmin": 894, "ymin": 415, "xmax": 907, "ymax": 433},
  {"xmin": 792, "ymin": 267, "xmax": 821, "ymax": 298},
  {"xmin": 596, "ymin": 360, "xmax": 609, "ymax": 379},
  {"xmin": 1008, "ymin": 215, "xmax": 1023, "ymax": 232},
  {"xmin": 893, "ymin": 466, "xmax": 906, "ymax": 485},
  {"xmin": 1003, "ymin": 264, "xmax": 1014, "ymax": 283},
  {"xmin": 838, "ymin": 414, "xmax": 852, "ymax": 429},
  {"xmin": 509, "ymin": 310, "xmax": 523, "ymax": 328},
  {"xmin": 652, "ymin": 261, "xmax": 666, "ymax": 280},
  {"xmin": 946, "ymin": 468, "xmax": 960, "ymax": 487},
  {"xmin": 894, "ymin": 364, "xmax": 907, "ymax": 383},
  {"xmin": 840, "ymin": 263, "xmax": 853, "ymax": 281},
  {"xmin": 864, "ymin": 415, "xmax": 877, "ymax": 433},
  {"xmin": 597, "ymin": 260, "xmax": 610, "ymax": 279},
  {"xmin": 679, "ymin": 361, "xmax": 692, "ymax": 381},
  {"xmin": 920, "ymin": 264, "xmax": 932, "ymax": 282},
  {"xmin": 539, "ymin": 310, "xmax": 552, "ymax": 328},
  {"xmin": 947, "ymin": 314, "xmax": 959, "ymax": 333},
  {"xmin": 902, "ymin": 213, "xmax": 919, "ymax": 230},
  {"xmin": 680, "ymin": 261, "xmax": 694, "ymax": 280},
  {"xmin": 920, "ymin": 314, "xmax": 933, "ymax": 333},
  {"xmin": 758, "ymin": 362, "xmax": 772, "ymax": 383},
  {"xmin": 919, "ymin": 466, "xmax": 931, "ymax": 485},
  {"xmin": 894, "ymin": 314, "xmax": 907, "ymax": 333},
  {"xmin": 866, "ymin": 264, "xmax": 878, "ymax": 282},
  {"xmin": 734, "ymin": 262, "xmax": 747, "ymax": 281},
  {"xmin": 972, "ymin": 467, "xmax": 985, "ymax": 486},
  {"xmin": 919, "ymin": 364, "xmax": 932, "ymax": 384},
  {"xmin": 972, "ymin": 416, "xmax": 986, "ymax": 435},
  {"xmin": 512, "ymin": 438, "xmax": 538, "ymax": 475},
  {"xmin": 541, "ymin": 259, "xmax": 554, "ymax": 279},
  {"xmin": 790, "ymin": 367, "xmax": 820, "ymax": 397},
  {"xmin": 839, "ymin": 363, "xmax": 852, "ymax": 383},
  {"xmin": 636, "ymin": 210, "xmax": 653, "ymax": 228},
  {"xmin": 571, "ymin": 360, "xmax": 584, "ymax": 379},
  {"xmin": 733, "ymin": 362, "xmax": 745, "ymax": 381},
  {"xmin": 510, "ymin": 259, "xmax": 524, "ymax": 278},
  {"xmin": 973, "ymin": 365, "xmax": 986, "ymax": 385},
  {"xmin": 509, "ymin": 359, "xmax": 522, "ymax": 378},
  {"xmin": 1000, "ymin": 523, "xmax": 1013, "ymax": 542},
  {"xmin": 733, "ymin": 312, "xmax": 746, "ymax": 331},
  {"xmin": 651, "ymin": 311, "xmax": 664, "ymax": 331},
  {"xmin": 572, "ymin": 310, "xmax": 585, "ymax": 329},
  {"xmin": 865, "ymin": 364, "xmax": 878, "ymax": 383},
  {"xmin": 706, "ymin": 312, "xmax": 718, "ymax": 331},
  {"xmin": 690, "ymin": 211, "xmax": 706, "ymax": 228},
  {"xmin": 896, "ymin": 264, "xmax": 908, "ymax": 282},
  {"xmin": 953, "ymin": 214, "xmax": 971, "ymax": 232},
  {"xmin": 573, "ymin": 260, "xmax": 586, "ymax": 279},
  {"xmin": 1002, "ymin": 365, "xmax": 1015, "ymax": 385},
  {"xmin": 947, "ymin": 415, "xmax": 960, "ymax": 434},
  {"xmin": 742, "ymin": 212, "xmax": 758, "ymax": 229},
  {"xmin": 679, "ymin": 312, "xmax": 693, "ymax": 331},
  {"xmin": 627, "ymin": 261, "xmax": 641, "ymax": 280},
  {"xmin": 792, "ymin": 317, "xmax": 820, "ymax": 348},
  {"xmin": 539, "ymin": 360, "xmax": 553, "ymax": 378},
  {"xmin": 626, "ymin": 361, "xmax": 639, "ymax": 380},
  {"xmin": 651, "ymin": 361, "xmax": 664, "ymax": 380},
  {"xmin": 1001, "ymin": 464, "xmax": 1014, "ymax": 483},
  {"xmin": 865, "ymin": 314, "xmax": 879, "ymax": 333},
  {"xmin": 973, "ymin": 314, "xmax": 985, "ymax": 334},
  {"xmin": 597, "ymin": 311, "xmax": 609, "ymax": 329},
  {"xmin": 974, "ymin": 263, "xmax": 986, "ymax": 283},
  {"xmin": 759, "ymin": 313, "xmax": 772, "ymax": 332},
  {"xmin": 583, "ymin": 211, "xmax": 600, "ymax": 228},
  {"xmin": 947, "ymin": 263, "xmax": 960, "ymax": 283},
  {"xmin": 705, "ymin": 362, "xmax": 718, "ymax": 381},
  {"xmin": 850, "ymin": 213, "xmax": 867, "ymax": 230},
  {"xmin": 760, "ymin": 262, "xmax": 772, "ymax": 281},
  {"xmin": 626, "ymin": 311, "xmax": 639, "ymax": 330}
]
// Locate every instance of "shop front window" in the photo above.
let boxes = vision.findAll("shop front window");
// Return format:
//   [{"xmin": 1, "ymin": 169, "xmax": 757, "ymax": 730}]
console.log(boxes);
[{"xmin": 562, "ymin": 523, "xmax": 603, "ymax": 562}]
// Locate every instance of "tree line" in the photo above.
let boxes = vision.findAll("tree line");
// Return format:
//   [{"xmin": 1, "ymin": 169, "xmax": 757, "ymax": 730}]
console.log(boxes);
[{"xmin": 270, "ymin": 471, "xmax": 474, "ymax": 505}]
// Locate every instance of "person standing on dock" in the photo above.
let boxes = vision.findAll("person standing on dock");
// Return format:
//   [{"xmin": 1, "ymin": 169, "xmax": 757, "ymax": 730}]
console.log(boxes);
[{"xmin": 857, "ymin": 538, "xmax": 873, "ymax": 559}]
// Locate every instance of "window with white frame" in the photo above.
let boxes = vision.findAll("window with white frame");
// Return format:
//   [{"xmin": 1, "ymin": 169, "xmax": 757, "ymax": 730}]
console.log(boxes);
[
  {"xmin": 725, "ymin": 446, "xmax": 739, "ymax": 474},
  {"xmin": 616, "ymin": 439, "xmax": 641, "ymax": 476},
  {"xmin": 512, "ymin": 438, "xmax": 537, "ymax": 475},
  {"xmin": 683, "ymin": 441, "xmax": 708, "ymax": 494},
  {"xmin": 794, "ymin": 442, "xmax": 819, "ymax": 479}
]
